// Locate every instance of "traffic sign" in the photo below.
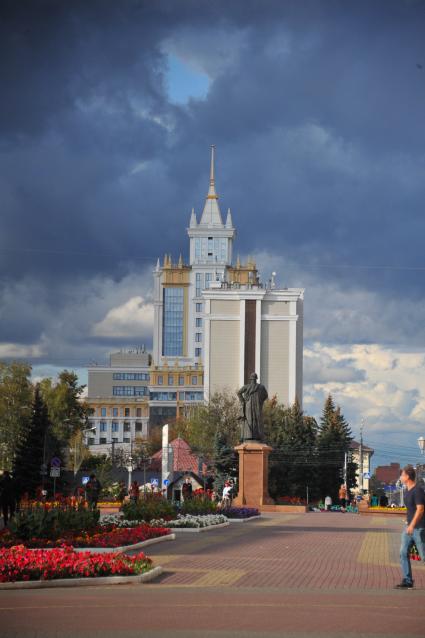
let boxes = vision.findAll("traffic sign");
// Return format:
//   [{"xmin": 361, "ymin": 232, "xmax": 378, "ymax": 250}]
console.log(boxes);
[
  {"xmin": 51, "ymin": 457, "xmax": 61, "ymax": 468},
  {"xmin": 163, "ymin": 479, "xmax": 170, "ymax": 486},
  {"xmin": 363, "ymin": 472, "xmax": 371, "ymax": 480},
  {"xmin": 50, "ymin": 467, "xmax": 60, "ymax": 478},
  {"xmin": 151, "ymin": 478, "xmax": 159, "ymax": 486},
  {"xmin": 82, "ymin": 476, "xmax": 90, "ymax": 485}
]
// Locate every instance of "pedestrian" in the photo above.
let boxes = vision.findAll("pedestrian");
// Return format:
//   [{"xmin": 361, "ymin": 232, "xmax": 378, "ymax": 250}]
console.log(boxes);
[
  {"xmin": 395, "ymin": 465, "xmax": 425, "ymax": 589},
  {"xmin": 129, "ymin": 480, "xmax": 139, "ymax": 504},
  {"xmin": 338, "ymin": 484, "xmax": 347, "ymax": 511},
  {"xmin": 324, "ymin": 495, "xmax": 332, "ymax": 511},
  {"xmin": 222, "ymin": 481, "xmax": 233, "ymax": 508},
  {"xmin": 182, "ymin": 477, "xmax": 193, "ymax": 501},
  {"xmin": 0, "ymin": 471, "xmax": 16, "ymax": 527},
  {"xmin": 85, "ymin": 473, "xmax": 102, "ymax": 511}
]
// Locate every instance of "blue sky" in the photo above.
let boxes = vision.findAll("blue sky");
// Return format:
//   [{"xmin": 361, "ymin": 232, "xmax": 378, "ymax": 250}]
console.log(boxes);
[{"xmin": 2, "ymin": 0, "xmax": 425, "ymax": 468}]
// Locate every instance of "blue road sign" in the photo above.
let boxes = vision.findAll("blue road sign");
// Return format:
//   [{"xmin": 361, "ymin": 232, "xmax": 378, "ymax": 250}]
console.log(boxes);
[
  {"xmin": 163, "ymin": 479, "xmax": 170, "ymax": 486},
  {"xmin": 151, "ymin": 478, "xmax": 159, "ymax": 486},
  {"xmin": 82, "ymin": 476, "xmax": 90, "ymax": 485},
  {"xmin": 51, "ymin": 457, "xmax": 61, "ymax": 468}
]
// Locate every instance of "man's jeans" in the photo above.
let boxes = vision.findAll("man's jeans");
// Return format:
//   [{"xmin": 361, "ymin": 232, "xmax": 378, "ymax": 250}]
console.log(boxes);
[{"xmin": 400, "ymin": 526, "xmax": 425, "ymax": 584}]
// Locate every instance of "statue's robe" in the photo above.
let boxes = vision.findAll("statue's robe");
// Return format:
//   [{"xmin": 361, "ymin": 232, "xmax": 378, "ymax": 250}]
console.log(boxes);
[{"xmin": 237, "ymin": 381, "xmax": 268, "ymax": 441}]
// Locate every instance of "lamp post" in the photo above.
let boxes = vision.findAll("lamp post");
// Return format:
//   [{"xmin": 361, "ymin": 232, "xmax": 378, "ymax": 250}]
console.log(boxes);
[{"xmin": 418, "ymin": 436, "xmax": 425, "ymax": 455}]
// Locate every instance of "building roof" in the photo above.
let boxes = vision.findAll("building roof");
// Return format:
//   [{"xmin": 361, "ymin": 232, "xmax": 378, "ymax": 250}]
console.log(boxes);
[
  {"xmin": 350, "ymin": 439, "xmax": 374, "ymax": 454},
  {"xmin": 151, "ymin": 437, "xmax": 201, "ymax": 473},
  {"xmin": 198, "ymin": 145, "xmax": 224, "ymax": 228}
]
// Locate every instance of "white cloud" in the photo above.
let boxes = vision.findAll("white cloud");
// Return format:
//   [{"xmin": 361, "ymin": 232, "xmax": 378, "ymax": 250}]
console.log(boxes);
[
  {"xmin": 0, "ymin": 342, "xmax": 46, "ymax": 358},
  {"xmin": 92, "ymin": 295, "xmax": 154, "ymax": 338}
]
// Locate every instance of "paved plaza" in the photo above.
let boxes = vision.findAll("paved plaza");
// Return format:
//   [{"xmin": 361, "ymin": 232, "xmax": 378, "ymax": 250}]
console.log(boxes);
[{"xmin": 1, "ymin": 512, "xmax": 424, "ymax": 637}]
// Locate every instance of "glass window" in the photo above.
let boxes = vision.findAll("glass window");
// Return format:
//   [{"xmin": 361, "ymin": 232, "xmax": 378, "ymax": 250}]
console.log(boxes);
[
  {"xmin": 221, "ymin": 238, "xmax": 227, "ymax": 261},
  {"xmin": 195, "ymin": 237, "xmax": 201, "ymax": 259},
  {"xmin": 195, "ymin": 333, "xmax": 202, "ymax": 342},
  {"xmin": 136, "ymin": 407, "xmax": 142, "ymax": 417},
  {"xmin": 123, "ymin": 437, "xmax": 130, "ymax": 444},
  {"xmin": 101, "ymin": 407, "xmax": 106, "ymax": 417},
  {"xmin": 195, "ymin": 318, "xmax": 202, "ymax": 327},
  {"xmin": 112, "ymin": 437, "xmax": 118, "ymax": 443},
  {"xmin": 179, "ymin": 391, "xmax": 185, "ymax": 400},
  {"xmin": 191, "ymin": 376, "xmax": 197, "ymax": 385},
  {"xmin": 113, "ymin": 386, "xmax": 148, "ymax": 396},
  {"xmin": 124, "ymin": 408, "xmax": 130, "ymax": 417},
  {"xmin": 196, "ymin": 273, "xmax": 202, "ymax": 297},
  {"xmin": 168, "ymin": 375, "xmax": 174, "ymax": 385},
  {"xmin": 178, "ymin": 375, "xmax": 184, "ymax": 385},
  {"xmin": 149, "ymin": 392, "xmax": 177, "ymax": 401},
  {"xmin": 196, "ymin": 303, "xmax": 202, "ymax": 313},
  {"xmin": 162, "ymin": 287, "xmax": 184, "ymax": 356},
  {"xmin": 88, "ymin": 438, "xmax": 95, "ymax": 446},
  {"xmin": 100, "ymin": 437, "xmax": 107, "ymax": 445},
  {"xmin": 195, "ymin": 347, "xmax": 202, "ymax": 357},
  {"xmin": 205, "ymin": 273, "xmax": 212, "ymax": 289},
  {"xmin": 100, "ymin": 421, "xmax": 107, "ymax": 433},
  {"xmin": 112, "ymin": 408, "xmax": 118, "ymax": 417},
  {"xmin": 123, "ymin": 422, "xmax": 130, "ymax": 432},
  {"xmin": 185, "ymin": 391, "xmax": 204, "ymax": 401},
  {"xmin": 112, "ymin": 372, "xmax": 149, "ymax": 381},
  {"xmin": 158, "ymin": 375, "xmax": 163, "ymax": 385},
  {"xmin": 135, "ymin": 422, "xmax": 143, "ymax": 432},
  {"xmin": 112, "ymin": 422, "xmax": 119, "ymax": 432}
]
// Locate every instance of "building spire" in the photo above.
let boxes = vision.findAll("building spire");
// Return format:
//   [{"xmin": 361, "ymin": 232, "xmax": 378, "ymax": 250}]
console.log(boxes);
[{"xmin": 207, "ymin": 145, "xmax": 217, "ymax": 200}]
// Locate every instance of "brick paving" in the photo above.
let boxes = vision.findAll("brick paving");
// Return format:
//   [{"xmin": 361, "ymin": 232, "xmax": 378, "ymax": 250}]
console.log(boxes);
[{"xmin": 0, "ymin": 512, "xmax": 424, "ymax": 637}]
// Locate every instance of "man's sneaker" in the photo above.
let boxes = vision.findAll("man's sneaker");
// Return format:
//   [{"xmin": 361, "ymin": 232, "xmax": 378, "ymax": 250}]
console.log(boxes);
[{"xmin": 395, "ymin": 580, "xmax": 414, "ymax": 589}]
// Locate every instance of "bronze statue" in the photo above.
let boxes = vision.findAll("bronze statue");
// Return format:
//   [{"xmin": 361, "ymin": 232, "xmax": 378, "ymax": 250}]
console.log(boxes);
[{"xmin": 237, "ymin": 372, "xmax": 268, "ymax": 441}]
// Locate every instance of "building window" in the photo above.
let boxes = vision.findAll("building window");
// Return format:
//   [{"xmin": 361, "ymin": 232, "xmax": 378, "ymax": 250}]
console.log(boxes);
[
  {"xmin": 123, "ymin": 437, "xmax": 130, "ymax": 444},
  {"xmin": 168, "ymin": 375, "xmax": 174, "ymax": 385},
  {"xmin": 113, "ymin": 386, "xmax": 148, "ymax": 396},
  {"xmin": 124, "ymin": 408, "xmax": 130, "ymax": 417},
  {"xmin": 191, "ymin": 376, "xmax": 197, "ymax": 385},
  {"xmin": 149, "ymin": 392, "xmax": 177, "ymax": 401},
  {"xmin": 112, "ymin": 437, "xmax": 118, "ymax": 443},
  {"xmin": 195, "ymin": 347, "xmax": 202, "ymax": 357},
  {"xmin": 195, "ymin": 333, "xmax": 202, "ymax": 342},
  {"xmin": 136, "ymin": 407, "xmax": 142, "ymax": 417},
  {"xmin": 100, "ymin": 437, "xmax": 107, "ymax": 445},
  {"xmin": 123, "ymin": 422, "xmax": 130, "ymax": 432},
  {"xmin": 205, "ymin": 273, "xmax": 212, "ymax": 289},
  {"xmin": 196, "ymin": 303, "xmax": 202, "ymax": 313},
  {"xmin": 135, "ymin": 421, "xmax": 143, "ymax": 432},
  {"xmin": 179, "ymin": 391, "xmax": 185, "ymax": 400},
  {"xmin": 221, "ymin": 238, "xmax": 227, "ymax": 261},
  {"xmin": 195, "ymin": 237, "xmax": 201, "ymax": 259},
  {"xmin": 101, "ymin": 407, "xmax": 106, "ymax": 417},
  {"xmin": 196, "ymin": 273, "xmax": 202, "ymax": 297},
  {"xmin": 112, "ymin": 408, "xmax": 118, "ymax": 417},
  {"xmin": 185, "ymin": 391, "xmax": 204, "ymax": 401},
  {"xmin": 178, "ymin": 375, "xmax": 184, "ymax": 385},
  {"xmin": 195, "ymin": 318, "xmax": 202, "ymax": 327},
  {"xmin": 158, "ymin": 375, "xmax": 163, "ymax": 385},
  {"xmin": 112, "ymin": 422, "xmax": 119, "ymax": 433},
  {"xmin": 88, "ymin": 438, "xmax": 95, "ymax": 446},
  {"xmin": 162, "ymin": 287, "xmax": 184, "ymax": 356},
  {"xmin": 113, "ymin": 372, "xmax": 149, "ymax": 381},
  {"xmin": 100, "ymin": 422, "xmax": 107, "ymax": 433}
]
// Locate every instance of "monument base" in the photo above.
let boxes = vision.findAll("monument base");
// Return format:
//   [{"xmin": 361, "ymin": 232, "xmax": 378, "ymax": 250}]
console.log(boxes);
[{"xmin": 232, "ymin": 441, "xmax": 274, "ymax": 508}]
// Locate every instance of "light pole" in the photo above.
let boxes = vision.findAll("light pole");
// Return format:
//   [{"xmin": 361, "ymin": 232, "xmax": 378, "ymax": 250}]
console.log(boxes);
[{"xmin": 418, "ymin": 436, "xmax": 425, "ymax": 455}]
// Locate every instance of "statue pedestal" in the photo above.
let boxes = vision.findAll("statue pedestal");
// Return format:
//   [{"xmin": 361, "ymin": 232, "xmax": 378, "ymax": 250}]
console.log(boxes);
[{"xmin": 232, "ymin": 441, "xmax": 274, "ymax": 508}]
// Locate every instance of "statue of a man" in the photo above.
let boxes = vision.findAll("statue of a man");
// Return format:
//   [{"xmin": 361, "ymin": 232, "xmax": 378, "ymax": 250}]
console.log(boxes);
[{"xmin": 237, "ymin": 372, "xmax": 268, "ymax": 441}]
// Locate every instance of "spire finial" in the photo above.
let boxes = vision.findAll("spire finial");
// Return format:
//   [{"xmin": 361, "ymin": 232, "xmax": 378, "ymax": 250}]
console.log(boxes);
[{"xmin": 207, "ymin": 145, "xmax": 218, "ymax": 200}]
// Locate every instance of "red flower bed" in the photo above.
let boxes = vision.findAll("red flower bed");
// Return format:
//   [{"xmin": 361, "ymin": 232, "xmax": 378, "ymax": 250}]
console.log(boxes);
[
  {"xmin": 0, "ymin": 524, "xmax": 170, "ymax": 549},
  {"xmin": 0, "ymin": 545, "xmax": 152, "ymax": 582}
]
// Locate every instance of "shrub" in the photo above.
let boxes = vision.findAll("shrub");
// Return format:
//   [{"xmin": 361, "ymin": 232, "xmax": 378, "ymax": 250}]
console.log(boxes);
[
  {"xmin": 8, "ymin": 503, "xmax": 99, "ymax": 541},
  {"xmin": 121, "ymin": 494, "xmax": 176, "ymax": 522},
  {"xmin": 178, "ymin": 495, "xmax": 218, "ymax": 515}
]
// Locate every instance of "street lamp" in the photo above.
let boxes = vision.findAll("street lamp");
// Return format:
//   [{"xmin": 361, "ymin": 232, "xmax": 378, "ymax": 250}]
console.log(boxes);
[{"xmin": 418, "ymin": 436, "xmax": 425, "ymax": 455}]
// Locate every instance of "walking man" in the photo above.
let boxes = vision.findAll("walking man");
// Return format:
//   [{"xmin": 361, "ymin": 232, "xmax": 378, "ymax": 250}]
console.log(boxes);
[
  {"xmin": 395, "ymin": 465, "xmax": 425, "ymax": 589},
  {"xmin": 0, "ymin": 471, "xmax": 16, "ymax": 527},
  {"xmin": 85, "ymin": 473, "xmax": 102, "ymax": 511}
]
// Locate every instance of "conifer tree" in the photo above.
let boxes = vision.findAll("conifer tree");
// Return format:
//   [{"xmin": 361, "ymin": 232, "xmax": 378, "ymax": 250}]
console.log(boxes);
[
  {"xmin": 317, "ymin": 395, "xmax": 352, "ymax": 500},
  {"xmin": 12, "ymin": 385, "xmax": 51, "ymax": 498}
]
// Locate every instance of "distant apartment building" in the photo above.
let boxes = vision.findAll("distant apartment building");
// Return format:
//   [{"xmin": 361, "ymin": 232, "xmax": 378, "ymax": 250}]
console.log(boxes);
[
  {"xmin": 86, "ymin": 349, "xmax": 150, "ymax": 454},
  {"xmin": 350, "ymin": 440, "xmax": 374, "ymax": 494}
]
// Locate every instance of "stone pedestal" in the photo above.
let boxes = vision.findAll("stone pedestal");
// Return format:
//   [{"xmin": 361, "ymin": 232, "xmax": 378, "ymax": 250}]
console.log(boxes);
[{"xmin": 232, "ymin": 441, "xmax": 274, "ymax": 508}]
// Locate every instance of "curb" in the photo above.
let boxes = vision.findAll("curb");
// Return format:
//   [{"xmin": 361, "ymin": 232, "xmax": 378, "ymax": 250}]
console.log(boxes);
[
  {"xmin": 226, "ymin": 515, "xmax": 262, "ymax": 523},
  {"xmin": 0, "ymin": 566, "xmax": 163, "ymax": 590},
  {"xmin": 25, "ymin": 533, "xmax": 176, "ymax": 554},
  {"xmin": 170, "ymin": 522, "xmax": 230, "ymax": 533}
]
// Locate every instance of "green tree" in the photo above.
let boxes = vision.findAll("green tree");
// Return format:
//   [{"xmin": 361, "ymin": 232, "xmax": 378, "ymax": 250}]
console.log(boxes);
[
  {"xmin": 267, "ymin": 399, "xmax": 318, "ymax": 499},
  {"xmin": 40, "ymin": 370, "xmax": 93, "ymax": 460},
  {"xmin": 0, "ymin": 361, "xmax": 33, "ymax": 471},
  {"xmin": 212, "ymin": 430, "xmax": 237, "ymax": 497},
  {"xmin": 317, "ymin": 395, "xmax": 353, "ymax": 500},
  {"xmin": 12, "ymin": 385, "xmax": 50, "ymax": 498}
]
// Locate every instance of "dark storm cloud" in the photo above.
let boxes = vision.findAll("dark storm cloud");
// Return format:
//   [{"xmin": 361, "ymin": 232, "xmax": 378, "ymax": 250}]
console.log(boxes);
[{"xmin": 1, "ymin": 0, "xmax": 425, "ymax": 357}]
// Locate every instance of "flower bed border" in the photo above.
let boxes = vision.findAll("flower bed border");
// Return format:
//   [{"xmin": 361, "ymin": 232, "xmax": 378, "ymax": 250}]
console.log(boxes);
[
  {"xmin": 226, "ymin": 515, "xmax": 262, "ymax": 523},
  {"xmin": 26, "ymin": 533, "xmax": 176, "ymax": 554},
  {"xmin": 0, "ymin": 566, "xmax": 163, "ymax": 590},
  {"xmin": 171, "ymin": 522, "xmax": 229, "ymax": 533}
]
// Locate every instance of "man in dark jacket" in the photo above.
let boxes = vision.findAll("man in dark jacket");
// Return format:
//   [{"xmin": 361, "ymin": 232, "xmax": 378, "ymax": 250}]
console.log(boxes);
[
  {"xmin": 85, "ymin": 473, "xmax": 102, "ymax": 510},
  {"xmin": 0, "ymin": 471, "xmax": 16, "ymax": 527}
]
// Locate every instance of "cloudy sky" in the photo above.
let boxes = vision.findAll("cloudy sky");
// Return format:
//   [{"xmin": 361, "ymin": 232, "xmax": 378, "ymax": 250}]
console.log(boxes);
[{"xmin": 2, "ymin": 0, "xmax": 425, "ymax": 467}]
